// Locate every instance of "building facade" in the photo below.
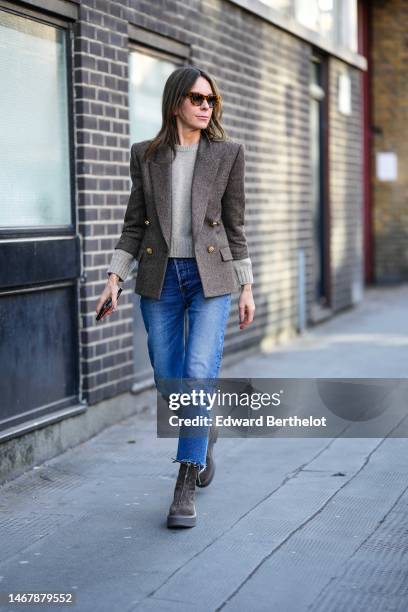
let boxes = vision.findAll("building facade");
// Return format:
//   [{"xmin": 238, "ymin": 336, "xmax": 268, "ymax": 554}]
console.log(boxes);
[{"xmin": 1, "ymin": 0, "xmax": 377, "ymax": 446}]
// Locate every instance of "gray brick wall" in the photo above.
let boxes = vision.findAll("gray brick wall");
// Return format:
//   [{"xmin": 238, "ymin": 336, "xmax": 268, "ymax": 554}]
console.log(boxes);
[
  {"xmin": 74, "ymin": 0, "xmax": 132, "ymax": 404},
  {"xmin": 329, "ymin": 58, "xmax": 364, "ymax": 311}
]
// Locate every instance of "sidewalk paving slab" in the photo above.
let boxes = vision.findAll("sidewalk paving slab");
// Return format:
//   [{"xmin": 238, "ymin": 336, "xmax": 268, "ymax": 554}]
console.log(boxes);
[{"xmin": 1, "ymin": 285, "xmax": 407, "ymax": 612}]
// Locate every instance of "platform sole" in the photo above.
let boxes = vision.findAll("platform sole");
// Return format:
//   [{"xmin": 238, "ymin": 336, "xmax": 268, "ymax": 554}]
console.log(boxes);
[{"xmin": 167, "ymin": 512, "xmax": 197, "ymax": 528}]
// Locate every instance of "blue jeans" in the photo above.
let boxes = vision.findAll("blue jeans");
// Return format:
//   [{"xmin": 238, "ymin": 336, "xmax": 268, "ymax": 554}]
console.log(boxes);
[{"xmin": 139, "ymin": 257, "xmax": 232, "ymax": 470}]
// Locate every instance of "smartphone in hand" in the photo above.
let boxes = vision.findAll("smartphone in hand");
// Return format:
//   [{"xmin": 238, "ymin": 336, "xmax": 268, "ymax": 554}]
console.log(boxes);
[{"xmin": 96, "ymin": 287, "xmax": 123, "ymax": 321}]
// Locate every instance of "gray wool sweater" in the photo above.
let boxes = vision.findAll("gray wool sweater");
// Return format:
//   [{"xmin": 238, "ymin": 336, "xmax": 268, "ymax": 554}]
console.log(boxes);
[{"xmin": 107, "ymin": 142, "xmax": 253, "ymax": 286}]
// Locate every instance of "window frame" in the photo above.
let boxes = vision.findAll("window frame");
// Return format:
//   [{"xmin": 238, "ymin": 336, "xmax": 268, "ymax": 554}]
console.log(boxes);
[{"xmin": 228, "ymin": 0, "xmax": 366, "ymax": 70}]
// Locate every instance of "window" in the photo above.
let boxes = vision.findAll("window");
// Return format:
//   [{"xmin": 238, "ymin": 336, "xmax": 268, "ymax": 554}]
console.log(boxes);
[
  {"xmin": 0, "ymin": 9, "xmax": 71, "ymax": 228},
  {"xmin": 128, "ymin": 48, "xmax": 180, "ymax": 143},
  {"xmin": 259, "ymin": 0, "xmax": 292, "ymax": 14},
  {"xmin": 259, "ymin": 0, "xmax": 358, "ymax": 53}
]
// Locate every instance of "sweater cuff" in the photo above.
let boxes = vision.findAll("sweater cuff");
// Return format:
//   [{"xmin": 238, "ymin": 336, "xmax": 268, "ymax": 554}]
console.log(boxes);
[
  {"xmin": 107, "ymin": 249, "xmax": 137, "ymax": 282},
  {"xmin": 232, "ymin": 257, "xmax": 253, "ymax": 286}
]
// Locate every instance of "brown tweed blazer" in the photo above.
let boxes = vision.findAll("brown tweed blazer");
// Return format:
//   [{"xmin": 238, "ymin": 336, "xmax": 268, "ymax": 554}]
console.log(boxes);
[{"xmin": 114, "ymin": 130, "xmax": 250, "ymax": 299}]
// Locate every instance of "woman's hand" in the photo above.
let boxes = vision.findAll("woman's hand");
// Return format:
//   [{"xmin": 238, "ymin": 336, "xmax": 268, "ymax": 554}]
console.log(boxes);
[
  {"xmin": 238, "ymin": 285, "xmax": 255, "ymax": 330},
  {"xmin": 95, "ymin": 274, "xmax": 122, "ymax": 320}
]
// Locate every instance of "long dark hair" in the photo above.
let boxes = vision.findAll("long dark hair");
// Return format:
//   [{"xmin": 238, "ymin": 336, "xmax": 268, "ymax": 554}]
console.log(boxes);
[{"xmin": 142, "ymin": 65, "xmax": 229, "ymax": 163}]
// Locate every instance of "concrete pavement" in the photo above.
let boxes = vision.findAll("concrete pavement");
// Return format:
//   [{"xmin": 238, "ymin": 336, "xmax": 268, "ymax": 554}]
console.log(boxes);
[{"xmin": 1, "ymin": 284, "xmax": 408, "ymax": 612}]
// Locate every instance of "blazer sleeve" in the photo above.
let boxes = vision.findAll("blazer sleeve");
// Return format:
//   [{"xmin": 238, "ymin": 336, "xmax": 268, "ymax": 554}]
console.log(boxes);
[
  {"xmin": 114, "ymin": 143, "xmax": 147, "ymax": 258},
  {"xmin": 221, "ymin": 143, "xmax": 250, "ymax": 260}
]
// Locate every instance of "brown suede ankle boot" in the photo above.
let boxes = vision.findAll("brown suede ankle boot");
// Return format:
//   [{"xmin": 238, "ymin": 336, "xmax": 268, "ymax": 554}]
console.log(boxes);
[
  {"xmin": 167, "ymin": 462, "xmax": 200, "ymax": 528},
  {"xmin": 196, "ymin": 423, "xmax": 219, "ymax": 488}
]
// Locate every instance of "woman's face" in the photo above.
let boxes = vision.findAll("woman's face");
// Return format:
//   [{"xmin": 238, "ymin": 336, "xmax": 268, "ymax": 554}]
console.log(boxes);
[{"xmin": 174, "ymin": 76, "xmax": 214, "ymax": 131}]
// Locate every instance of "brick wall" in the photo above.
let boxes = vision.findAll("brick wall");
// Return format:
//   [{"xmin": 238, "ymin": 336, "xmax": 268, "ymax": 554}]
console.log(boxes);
[
  {"xmin": 74, "ymin": 1, "xmax": 132, "ymax": 404},
  {"xmin": 371, "ymin": 0, "xmax": 408, "ymax": 282},
  {"xmin": 329, "ymin": 58, "xmax": 364, "ymax": 311}
]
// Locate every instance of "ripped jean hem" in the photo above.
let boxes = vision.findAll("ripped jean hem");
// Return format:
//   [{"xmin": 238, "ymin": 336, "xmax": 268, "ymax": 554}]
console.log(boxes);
[{"xmin": 171, "ymin": 457, "xmax": 206, "ymax": 472}]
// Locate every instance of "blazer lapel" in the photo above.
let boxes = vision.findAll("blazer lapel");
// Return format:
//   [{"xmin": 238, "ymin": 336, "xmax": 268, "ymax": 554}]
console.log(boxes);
[
  {"xmin": 191, "ymin": 133, "xmax": 221, "ymax": 243},
  {"xmin": 149, "ymin": 147, "xmax": 172, "ymax": 251},
  {"xmin": 149, "ymin": 131, "xmax": 221, "ymax": 251}
]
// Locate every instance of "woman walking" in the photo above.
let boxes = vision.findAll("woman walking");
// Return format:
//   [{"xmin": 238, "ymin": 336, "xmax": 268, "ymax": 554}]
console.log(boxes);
[{"xmin": 95, "ymin": 65, "xmax": 255, "ymax": 528}]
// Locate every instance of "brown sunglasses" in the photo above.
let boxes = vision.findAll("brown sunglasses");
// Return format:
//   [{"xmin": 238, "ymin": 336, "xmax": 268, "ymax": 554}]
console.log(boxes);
[{"xmin": 184, "ymin": 92, "xmax": 222, "ymax": 108}]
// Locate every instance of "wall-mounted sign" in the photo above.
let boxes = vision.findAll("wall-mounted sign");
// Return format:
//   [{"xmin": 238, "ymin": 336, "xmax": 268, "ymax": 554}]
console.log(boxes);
[
  {"xmin": 376, "ymin": 152, "xmax": 398, "ymax": 181},
  {"xmin": 338, "ymin": 72, "xmax": 351, "ymax": 115}
]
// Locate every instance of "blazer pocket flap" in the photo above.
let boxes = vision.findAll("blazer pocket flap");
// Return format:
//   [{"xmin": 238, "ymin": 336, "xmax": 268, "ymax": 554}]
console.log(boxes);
[{"xmin": 219, "ymin": 245, "xmax": 233, "ymax": 261}]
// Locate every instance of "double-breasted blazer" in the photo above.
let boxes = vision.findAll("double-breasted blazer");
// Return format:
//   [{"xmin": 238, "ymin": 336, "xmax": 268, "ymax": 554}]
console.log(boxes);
[{"xmin": 114, "ymin": 129, "xmax": 250, "ymax": 300}]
